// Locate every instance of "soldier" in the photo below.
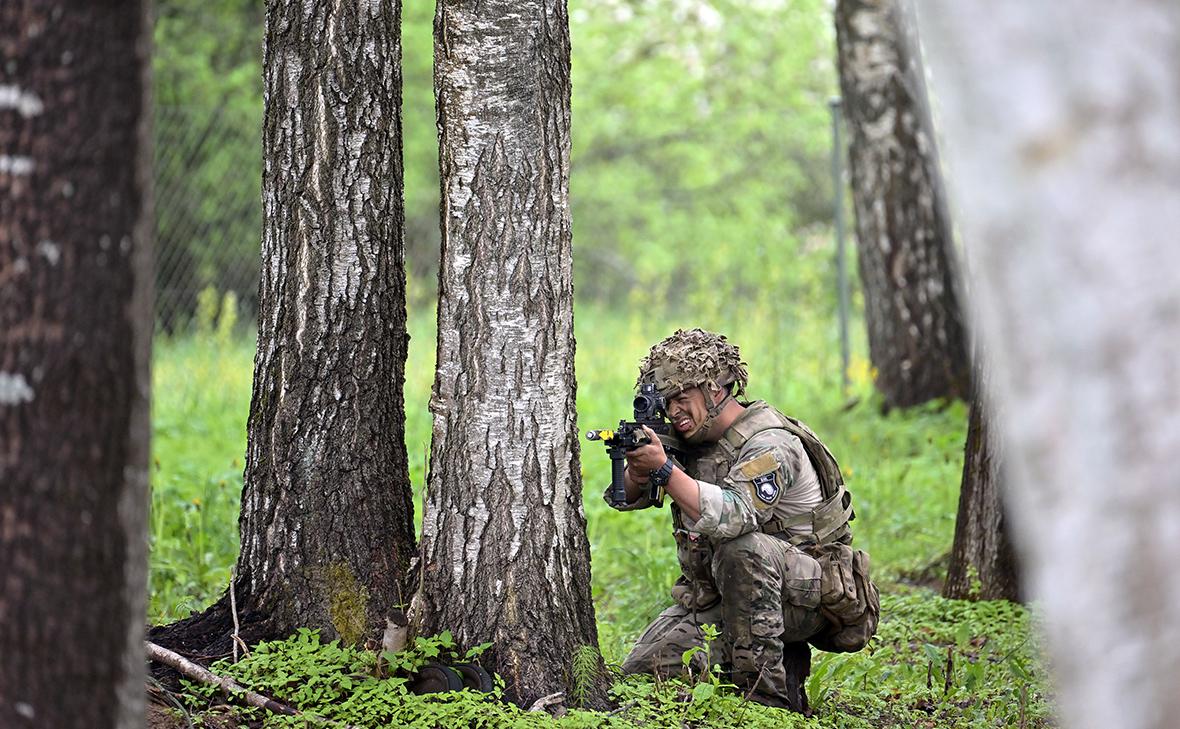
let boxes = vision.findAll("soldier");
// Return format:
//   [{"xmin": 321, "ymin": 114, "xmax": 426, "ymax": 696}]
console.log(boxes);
[{"xmin": 609, "ymin": 328, "xmax": 867, "ymax": 711}]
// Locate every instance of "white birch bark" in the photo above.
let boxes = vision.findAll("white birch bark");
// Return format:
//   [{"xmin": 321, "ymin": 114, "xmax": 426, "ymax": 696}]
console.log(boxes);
[
  {"xmin": 414, "ymin": 0, "xmax": 602, "ymax": 707},
  {"xmin": 834, "ymin": 0, "xmax": 970, "ymax": 409},
  {"xmin": 914, "ymin": 3, "xmax": 1180, "ymax": 727}
]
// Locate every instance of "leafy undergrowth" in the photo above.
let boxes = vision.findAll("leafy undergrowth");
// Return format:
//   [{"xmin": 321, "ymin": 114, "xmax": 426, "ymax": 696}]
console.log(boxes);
[
  {"xmin": 806, "ymin": 593, "xmax": 1052, "ymax": 728},
  {"xmin": 151, "ymin": 301, "xmax": 1053, "ymax": 726},
  {"xmin": 167, "ymin": 593, "xmax": 1050, "ymax": 728},
  {"xmin": 173, "ymin": 628, "xmax": 804, "ymax": 728}
]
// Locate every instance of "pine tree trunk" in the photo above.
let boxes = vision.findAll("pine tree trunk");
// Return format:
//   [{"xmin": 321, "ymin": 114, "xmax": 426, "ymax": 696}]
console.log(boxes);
[
  {"xmin": 0, "ymin": 2, "xmax": 152, "ymax": 726},
  {"xmin": 916, "ymin": 2, "xmax": 1180, "ymax": 727},
  {"xmin": 834, "ymin": 0, "xmax": 969, "ymax": 409},
  {"xmin": 413, "ymin": 0, "xmax": 602, "ymax": 707},
  {"xmin": 944, "ymin": 360, "xmax": 1021, "ymax": 601}
]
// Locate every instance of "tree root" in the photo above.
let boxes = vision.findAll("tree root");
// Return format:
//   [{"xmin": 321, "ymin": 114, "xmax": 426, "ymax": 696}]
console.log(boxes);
[{"xmin": 146, "ymin": 586, "xmax": 276, "ymax": 686}]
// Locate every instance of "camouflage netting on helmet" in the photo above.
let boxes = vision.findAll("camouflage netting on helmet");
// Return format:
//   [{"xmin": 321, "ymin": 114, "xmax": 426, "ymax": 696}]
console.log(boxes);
[{"xmin": 637, "ymin": 328, "xmax": 749, "ymax": 398}]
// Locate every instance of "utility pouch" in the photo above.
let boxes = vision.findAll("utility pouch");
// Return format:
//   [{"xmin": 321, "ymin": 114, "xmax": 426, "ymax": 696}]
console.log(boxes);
[{"xmin": 803, "ymin": 542, "xmax": 880, "ymax": 653}]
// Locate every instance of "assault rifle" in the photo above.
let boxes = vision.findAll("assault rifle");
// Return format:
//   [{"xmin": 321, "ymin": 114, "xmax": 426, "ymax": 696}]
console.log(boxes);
[{"xmin": 586, "ymin": 383, "xmax": 686, "ymax": 507}]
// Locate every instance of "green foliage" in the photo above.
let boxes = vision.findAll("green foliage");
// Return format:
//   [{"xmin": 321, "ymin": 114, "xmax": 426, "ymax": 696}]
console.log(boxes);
[
  {"xmin": 679, "ymin": 622, "xmax": 720, "ymax": 683},
  {"xmin": 180, "ymin": 629, "xmax": 728, "ymax": 728},
  {"xmin": 380, "ymin": 630, "xmax": 491, "ymax": 676},
  {"xmin": 183, "ymin": 628, "xmax": 404, "ymax": 727},
  {"xmin": 805, "ymin": 594, "xmax": 1051, "ymax": 728},
  {"xmin": 179, "ymin": 613, "xmax": 1049, "ymax": 727},
  {"xmin": 151, "ymin": 302, "xmax": 1052, "ymax": 726},
  {"xmin": 569, "ymin": 0, "xmax": 838, "ymax": 311},
  {"xmin": 571, "ymin": 645, "xmax": 602, "ymax": 709},
  {"xmin": 155, "ymin": 0, "xmax": 261, "ymax": 110},
  {"xmin": 153, "ymin": 0, "xmax": 840, "ymax": 314},
  {"xmin": 607, "ymin": 672, "xmax": 810, "ymax": 729}
]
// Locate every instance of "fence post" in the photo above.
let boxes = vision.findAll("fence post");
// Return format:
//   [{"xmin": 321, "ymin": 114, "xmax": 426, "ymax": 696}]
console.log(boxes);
[{"xmin": 830, "ymin": 96, "xmax": 851, "ymax": 393}]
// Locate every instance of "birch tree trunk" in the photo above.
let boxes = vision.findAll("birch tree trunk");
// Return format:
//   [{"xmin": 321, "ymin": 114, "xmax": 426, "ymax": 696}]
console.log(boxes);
[
  {"xmin": 834, "ymin": 0, "xmax": 970, "ymax": 409},
  {"xmin": 944, "ymin": 358, "xmax": 1021, "ymax": 601},
  {"xmin": 413, "ymin": 0, "xmax": 602, "ymax": 707},
  {"xmin": 915, "ymin": 3, "xmax": 1180, "ymax": 728},
  {"xmin": 150, "ymin": 0, "xmax": 415, "ymax": 652},
  {"xmin": 237, "ymin": 0, "xmax": 414, "ymax": 643},
  {"xmin": 0, "ymin": 2, "xmax": 152, "ymax": 726}
]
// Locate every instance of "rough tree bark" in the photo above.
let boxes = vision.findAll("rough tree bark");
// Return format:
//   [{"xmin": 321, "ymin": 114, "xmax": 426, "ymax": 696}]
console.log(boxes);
[
  {"xmin": 834, "ymin": 0, "xmax": 970, "ymax": 409},
  {"xmin": 0, "ymin": 2, "xmax": 153, "ymax": 727},
  {"xmin": 943, "ymin": 357, "xmax": 1021, "ymax": 601},
  {"xmin": 915, "ymin": 3, "xmax": 1180, "ymax": 728},
  {"xmin": 151, "ymin": 0, "xmax": 415, "ymax": 654},
  {"xmin": 412, "ymin": 0, "xmax": 603, "ymax": 707}
]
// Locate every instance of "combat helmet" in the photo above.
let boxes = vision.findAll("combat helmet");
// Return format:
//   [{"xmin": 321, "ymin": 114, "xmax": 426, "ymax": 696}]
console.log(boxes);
[{"xmin": 637, "ymin": 328, "xmax": 749, "ymax": 443}]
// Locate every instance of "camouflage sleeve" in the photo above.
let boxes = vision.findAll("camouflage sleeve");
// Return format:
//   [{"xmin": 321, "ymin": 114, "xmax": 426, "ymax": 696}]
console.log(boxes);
[{"xmin": 693, "ymin": 430, "xmax": 800, "ymax": 540}]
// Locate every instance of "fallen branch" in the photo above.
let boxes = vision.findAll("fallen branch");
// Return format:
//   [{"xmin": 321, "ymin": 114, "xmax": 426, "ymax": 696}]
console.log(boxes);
[
  {"xmin": 146, "ymin": 641, "xmax": 297, "ymax": 717},
  {"xmin": 148, "ymin": 641, "xmax": 368, "ymax": 726},
  {"xmin": 146, "ymin": 640, "xmax": 362, "ymax": 729}
]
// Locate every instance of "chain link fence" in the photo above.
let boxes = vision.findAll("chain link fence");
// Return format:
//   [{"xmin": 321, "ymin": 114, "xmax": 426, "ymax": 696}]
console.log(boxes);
[{"xmin": 154, "ymin": 105, "xmax": 261, "ymax": 333}]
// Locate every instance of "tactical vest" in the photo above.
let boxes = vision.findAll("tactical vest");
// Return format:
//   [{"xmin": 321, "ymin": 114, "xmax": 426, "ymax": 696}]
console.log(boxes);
[
  {"xmin": 751, "ymin": 407, "xmax": 855, "ymax": 546},
  {"xmin": 685, "ymin": 402, "xmax": 855, "ymax": 546},
  {"xmin": 667, "ymin": 403, "xmax": 857, "ymax": 610}
]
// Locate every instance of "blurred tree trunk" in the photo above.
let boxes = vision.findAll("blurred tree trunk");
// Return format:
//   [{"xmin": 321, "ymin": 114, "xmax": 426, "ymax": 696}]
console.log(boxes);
[
  {"xmin": 0, "ymin": 2, "xmax": 153, "ymax": 727},
  {"xmin": 150, "ymin": 0, "xmax": 414, "ymax": 653},
  {"xmin": 943, "ymin": 358, "xmax": 1021, "ymax": 601},
  {"xmin": 412, "ymin": 0, "xmax": 603, "ymax": 708},
  {"xmin": 916, "ymin": 2, "xmax": 1180, "ymax": 728},
  {"xmin": 834, "ymin": 0, "xmax": 970, "ymax": 409}
]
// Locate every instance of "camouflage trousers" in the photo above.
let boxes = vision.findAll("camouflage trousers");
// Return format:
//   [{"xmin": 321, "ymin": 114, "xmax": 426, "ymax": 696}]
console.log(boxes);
[{"xmin": 621, "ymin": 531, "xmax": 826, "ymax": 707}]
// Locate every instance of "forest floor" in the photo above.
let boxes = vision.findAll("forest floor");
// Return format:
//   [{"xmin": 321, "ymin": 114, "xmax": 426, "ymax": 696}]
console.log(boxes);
[{"xmin": 147, "ymin": 307, "xmax": 1054, "ymax": 727}]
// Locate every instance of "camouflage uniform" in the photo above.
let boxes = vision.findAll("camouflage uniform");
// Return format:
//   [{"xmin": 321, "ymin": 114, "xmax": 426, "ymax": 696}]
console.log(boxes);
[{"xmin": 611, "ymin": 401, "xmax": 831, "ymax": 707}]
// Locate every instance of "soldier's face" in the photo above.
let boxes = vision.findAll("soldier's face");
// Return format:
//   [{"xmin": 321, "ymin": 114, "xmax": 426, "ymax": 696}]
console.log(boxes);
[{"xmin": 666, "ymin": 387, "xmax": 712, "ymax": 438}]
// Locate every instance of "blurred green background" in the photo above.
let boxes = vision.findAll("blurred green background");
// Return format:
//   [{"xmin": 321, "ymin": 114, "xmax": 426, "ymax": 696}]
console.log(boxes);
[{"xmin": 152, "ymin": 0, "xmax": 842, "ymax": 328}]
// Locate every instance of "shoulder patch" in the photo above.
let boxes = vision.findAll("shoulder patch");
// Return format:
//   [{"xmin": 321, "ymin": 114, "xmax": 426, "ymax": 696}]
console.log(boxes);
[
  {"xmin": 738, "ymin": 451, "xmax": 779, "ymax": 480},
  {"xmin": 751, "ymin": 472, "xmax": 781, "ymax": 505}
]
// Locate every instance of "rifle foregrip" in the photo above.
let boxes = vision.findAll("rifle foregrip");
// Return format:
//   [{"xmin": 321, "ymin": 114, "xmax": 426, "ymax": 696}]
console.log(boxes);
[{"xmin": 609, "ymin": 454, "xmax": 627, "ymax": 506}]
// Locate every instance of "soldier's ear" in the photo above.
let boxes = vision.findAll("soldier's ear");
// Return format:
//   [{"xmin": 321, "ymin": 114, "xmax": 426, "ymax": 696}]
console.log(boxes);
[{"xmin": 705, "ymin": 381, "xmax": 725, "ymax": 404}]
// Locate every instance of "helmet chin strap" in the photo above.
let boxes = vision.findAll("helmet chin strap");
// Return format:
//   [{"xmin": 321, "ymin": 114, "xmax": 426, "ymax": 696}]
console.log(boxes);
[{"xmin": 683, "ymin": 380, "xmax": 733, "ymax": 445}]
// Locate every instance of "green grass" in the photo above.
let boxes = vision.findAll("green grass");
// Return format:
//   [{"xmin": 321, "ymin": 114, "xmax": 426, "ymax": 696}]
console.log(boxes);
[
  {"xmin": 149, "ymin": 301, "xmax": 1051, "ymax": 726},
  {"xmin": 151, "ymin": 332, "xmax": 250, "ymax": 619}
]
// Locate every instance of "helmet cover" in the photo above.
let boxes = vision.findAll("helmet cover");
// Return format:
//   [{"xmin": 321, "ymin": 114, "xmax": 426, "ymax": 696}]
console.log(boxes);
[{"xmin": 636, "ymin": 328, "xmax": 749, "ymax": 399}]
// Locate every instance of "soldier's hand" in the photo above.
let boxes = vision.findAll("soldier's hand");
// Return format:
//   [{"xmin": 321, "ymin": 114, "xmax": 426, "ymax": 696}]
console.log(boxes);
[
  {"xmin": 626, "ymin": 466, "xmax": 650, "ymax": 487},
  {"xmin": 625, "ymin": 425, "xmax": 668, "ymax": 473}
]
